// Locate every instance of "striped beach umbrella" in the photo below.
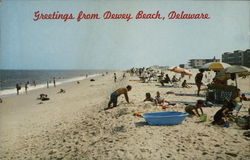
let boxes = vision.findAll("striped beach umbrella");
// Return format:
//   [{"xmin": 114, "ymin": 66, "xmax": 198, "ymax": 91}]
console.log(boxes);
[{"xmin": 200, "ymin": 62, "xmax": 231, "ymax": 71}]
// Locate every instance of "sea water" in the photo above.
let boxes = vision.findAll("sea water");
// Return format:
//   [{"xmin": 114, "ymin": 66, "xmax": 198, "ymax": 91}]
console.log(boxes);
[{"xmin": 0, "ymin": 69, "xmax": 110, "ymax": 97}]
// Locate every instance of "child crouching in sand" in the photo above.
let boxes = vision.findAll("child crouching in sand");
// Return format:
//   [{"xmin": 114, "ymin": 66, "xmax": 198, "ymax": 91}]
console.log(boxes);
[
  {"xmin": 212, "ymin": 99, "xmax": 234, "ymax": 125},
  {"xmin": 185, "ymin": 100, "xmax": 204, "ymax": 117}
]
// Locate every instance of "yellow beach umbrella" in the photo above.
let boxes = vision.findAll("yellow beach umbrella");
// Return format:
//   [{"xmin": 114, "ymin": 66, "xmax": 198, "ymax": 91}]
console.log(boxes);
[{"xmin": 200, "ymin": 62, "xmax": 231, "ymax": 71}]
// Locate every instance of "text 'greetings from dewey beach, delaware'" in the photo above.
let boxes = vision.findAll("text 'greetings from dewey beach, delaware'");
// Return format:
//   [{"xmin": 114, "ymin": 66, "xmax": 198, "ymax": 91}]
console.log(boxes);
[{"xmin": 33, "ymin": 10, "xmax": 210, "ymax": 22}]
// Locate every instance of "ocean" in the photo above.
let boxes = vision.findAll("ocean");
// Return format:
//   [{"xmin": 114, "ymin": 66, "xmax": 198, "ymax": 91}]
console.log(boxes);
[{"xmin": 0, "ymin": 69, "xmax": 109, "ymax": 97}]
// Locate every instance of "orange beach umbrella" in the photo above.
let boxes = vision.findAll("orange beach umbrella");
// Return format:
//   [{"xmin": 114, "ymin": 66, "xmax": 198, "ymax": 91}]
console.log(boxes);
[{"xmin": 169, "ymin": 66, "xmax": 192, "ymax": 76}]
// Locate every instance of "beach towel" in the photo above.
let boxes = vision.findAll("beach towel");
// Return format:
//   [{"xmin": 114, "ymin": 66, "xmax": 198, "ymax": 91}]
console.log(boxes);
[
  {"xmin": 129, "ymin": 80, "xmax": 141, "ymax": 82},
  {"xmin": 169, "ymin": 101, "xmax": 196, "ymax": 105}
]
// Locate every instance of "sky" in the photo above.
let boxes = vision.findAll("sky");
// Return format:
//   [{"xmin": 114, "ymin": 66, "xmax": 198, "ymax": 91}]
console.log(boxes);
[{"xmin": 0, "ymin": 0, "xmax": 249, "ymax": 70}]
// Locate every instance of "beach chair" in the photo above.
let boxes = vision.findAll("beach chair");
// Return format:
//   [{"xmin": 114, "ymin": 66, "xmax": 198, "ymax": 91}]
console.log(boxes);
[{"xmin": 234, "ymin": 102, "xmax": 243, "ymax": 117}]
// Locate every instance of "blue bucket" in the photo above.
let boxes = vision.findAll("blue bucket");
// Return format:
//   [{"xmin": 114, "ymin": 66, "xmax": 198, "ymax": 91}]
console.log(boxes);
[{"xmin": 143, "ymin": 111, "xmax": 189, "ymax": 126}]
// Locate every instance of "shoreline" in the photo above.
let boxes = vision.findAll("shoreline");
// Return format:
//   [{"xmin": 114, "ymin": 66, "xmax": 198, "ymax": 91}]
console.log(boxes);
[{"xmin": 0, "ymin": 73, "xmax": 103, "ymax": 98}]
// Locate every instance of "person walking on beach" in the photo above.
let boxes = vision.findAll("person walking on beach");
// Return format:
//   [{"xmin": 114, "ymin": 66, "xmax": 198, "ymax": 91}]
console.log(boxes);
[
  {"xmin": 195, "ymin": 69, "xmax": 204, "ymax": 96},
  {"xmin": 47, "ymin": 81, "xmax": 49, "ymax": 88},
  {"xmin": 114, "ymin": 73, "xmax": 117, "ymax": 82},
  {"xmin": 106, "ymin": 85, "xmax": 132, "ymax": 110},
  {"xmin": 53, "ymin": 77, "xmax": 56, "ymax": 87},
  {"xmin": 122, "ymin": 73, "xmax": 126, "ymax": 79},
  {"xmin": 25, "ymin": 82, "xmax": 28, "ymax": 94},
  {"xmin": 33, "ymin": 80, "xmax": 36, "ymax": 87},
  {"xmin": 16, "ymin": 83, "xmax": 21, "ymax": 95}
]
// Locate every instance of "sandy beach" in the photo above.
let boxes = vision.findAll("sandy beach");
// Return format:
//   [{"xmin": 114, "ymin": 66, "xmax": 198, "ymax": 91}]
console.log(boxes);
[{"xmin": 0, "ymin": 70, "xmax": 249, "ymax": 160}]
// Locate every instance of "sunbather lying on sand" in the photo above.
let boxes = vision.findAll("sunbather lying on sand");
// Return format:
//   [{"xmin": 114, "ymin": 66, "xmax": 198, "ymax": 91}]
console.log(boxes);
[
  {"xmin": 106, "ymin": 85, "xmax": 132, "ymax": 110},
  {"xmin": 185, "ymin": 100, "xmax": 204, "ymax": 117},
  {"xmin": 39, "ymin": 94, "xmax": 50, "ymax": 101},
  {"xmin": 57, "ymin": 89, "xmax": 66, "ymax": 94}
]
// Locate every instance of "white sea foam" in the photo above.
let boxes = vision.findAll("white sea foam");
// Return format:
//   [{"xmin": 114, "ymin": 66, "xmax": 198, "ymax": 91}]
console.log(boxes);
[{"xmin": 0, "ymin": 74, "xmax": 101, "ymax": 97}]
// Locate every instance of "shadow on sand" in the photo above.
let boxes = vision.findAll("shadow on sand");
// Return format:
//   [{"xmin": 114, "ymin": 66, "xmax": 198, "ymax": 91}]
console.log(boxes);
[
  {"xmin": 155, "ymin": 84, "xmax": 180, "ymax": 88},
  {"xmin": 175, "ymin": 93, "xmax": 205, "ymax": 97},
  {"xmin": 135, "ymin": 121, "xmax": 148, "ymax": 127}
]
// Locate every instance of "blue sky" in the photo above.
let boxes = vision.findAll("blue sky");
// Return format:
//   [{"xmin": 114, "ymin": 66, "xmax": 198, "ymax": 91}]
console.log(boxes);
[{"xmin": 0, "ymin": 0, "xmax": 249, "ymax": 70}]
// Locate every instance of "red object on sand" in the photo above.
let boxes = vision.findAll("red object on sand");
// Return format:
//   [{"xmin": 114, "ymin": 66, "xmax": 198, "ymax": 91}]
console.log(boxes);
[{"xmin": 160, "ymin": 105, "xmax": 169, "ymax": 109}]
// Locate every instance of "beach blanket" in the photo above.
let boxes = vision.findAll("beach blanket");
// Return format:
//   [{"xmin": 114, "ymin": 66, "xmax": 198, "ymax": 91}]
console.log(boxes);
[
  {"xmin": 168, "ymin": 101, "xmax": 213, "ymax": 107},
  {"xmin": 129, "ymin": 80, "xmax": 141, "ymax": 82},
  {"xmin": 168, "ymin": 101, "xmax": 196, "ymax": 105}
]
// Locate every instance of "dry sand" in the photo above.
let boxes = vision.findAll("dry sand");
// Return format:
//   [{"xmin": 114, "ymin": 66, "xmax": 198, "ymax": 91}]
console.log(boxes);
[{"xmin": 0, "ymin": 70, "xmax": 249, "ymax": 160}]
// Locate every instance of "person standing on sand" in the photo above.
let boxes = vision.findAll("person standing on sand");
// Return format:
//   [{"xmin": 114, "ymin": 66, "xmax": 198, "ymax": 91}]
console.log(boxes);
[
  {"xmin": 122, "ymin": 73, "xmax": 126, "ymax": 79},
  {"xmin": 25, "ymin": 82, "xmax": 28, "ymax": 94},
  {"xmin": 114, "ymin": 73, "xmax": 117, "ymax": 82},
  {"xmin": 106, "ymin": 85, "xmax": 132, "ymax": 110},
  {"xmin": 16, "ymin": 83, "xmax": 21, "ymax": 95},
  {"xmin": 195, "ymin": 69, "xmax": 204, "ymax": 96},
  {"xmin": 33, "ymin": 80, "xmax": 36, "ymax": 87},
  {"xmin": 53, "ymin": 77, "xmax": 56, "ymax": 87}
]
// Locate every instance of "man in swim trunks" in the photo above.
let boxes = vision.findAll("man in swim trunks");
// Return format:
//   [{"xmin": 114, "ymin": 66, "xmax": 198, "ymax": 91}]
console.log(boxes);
[
  {"xmin": 106, "ymin": 85, "xmax": 132, "ymax": 110},
  {"xmin": 195, "ymin": 69, "xmax": 204, "ymax": 96}
]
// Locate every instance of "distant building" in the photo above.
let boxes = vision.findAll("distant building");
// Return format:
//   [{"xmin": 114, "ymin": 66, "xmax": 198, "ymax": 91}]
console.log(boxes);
[
  {"xmin": 179, "ymin": 64, "xmax": 191, "ymax": 69},
  {"xmin": 179, "ymin": 64, "xmax": 185, "ymax": 68},
  {"xmin": 222, "ymin": 49, "xmax": 250, "ymax": 67},
  {"xmin": 188, "ymin": 57, "xmax": 220, "ymax": 68}
]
